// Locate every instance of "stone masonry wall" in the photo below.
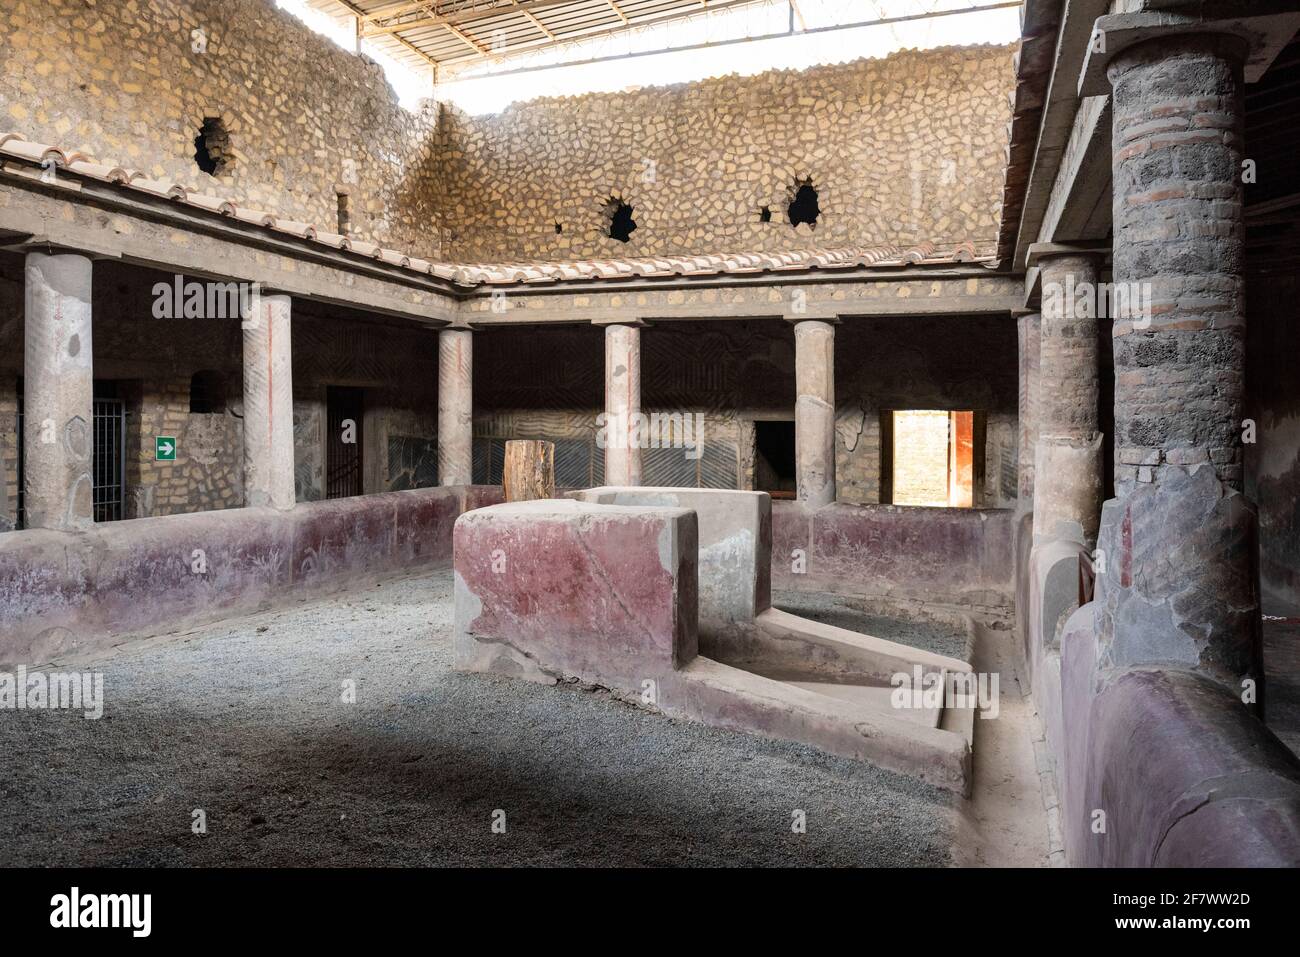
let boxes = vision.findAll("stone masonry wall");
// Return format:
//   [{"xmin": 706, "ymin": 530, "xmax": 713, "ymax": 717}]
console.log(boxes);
[
  {"xmin": 436, "ymin": 45, "xmax": 1014, "ymax": 262},
  {"xmin": 0, "ymin": 0, "xmax": 441, "ymax": 254},
  {"xmin": 1, "ymin": 2, "xmax": 1011, "ymax": 266}
]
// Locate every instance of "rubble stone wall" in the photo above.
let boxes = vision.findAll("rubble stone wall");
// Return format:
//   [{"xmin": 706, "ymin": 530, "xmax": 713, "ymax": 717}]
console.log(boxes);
[
  {"xmin": 0, "ymin": 0, "xmax": 441, "ymax": 254},
  {"xmin": 437, "ymin": 45, "xmax": 1015, "ymax": 261}
]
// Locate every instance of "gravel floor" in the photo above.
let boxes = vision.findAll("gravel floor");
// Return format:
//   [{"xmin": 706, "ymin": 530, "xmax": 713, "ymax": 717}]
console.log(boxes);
[{"xmin": 1, "ymin": 571, "xmax": 957, "ymax": 867}]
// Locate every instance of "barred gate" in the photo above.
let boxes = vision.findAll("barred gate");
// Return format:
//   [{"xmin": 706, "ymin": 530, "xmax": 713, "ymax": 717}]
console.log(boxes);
[
  {"xmin": 14, "ymin": 389, "xmax": 23, "ymax": 529},
  {"xmin": 92, "ymin": 397, "xmax": 126, "ymax": 522},
  {"xmin": 325, "ymin": 386, "xmax": 364, "ymax": 499}
]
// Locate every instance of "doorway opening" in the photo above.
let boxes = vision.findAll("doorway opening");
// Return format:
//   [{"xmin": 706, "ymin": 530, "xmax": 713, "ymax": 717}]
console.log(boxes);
[
  {"xmin": 326, "ymin": 386, "xmax": 364, "ymax": 499},
  {"xmin": 754, "ymin": 419, "xmax": 796, "ymax": 499},
  {"xmin": 883, "ymin": 409, "xmax": 982, "ymax": 507}
]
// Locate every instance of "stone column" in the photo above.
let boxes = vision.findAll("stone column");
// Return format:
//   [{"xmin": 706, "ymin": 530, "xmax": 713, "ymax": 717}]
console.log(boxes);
[
  {"xmin": 1016, "ymin": 310, "xmax": 1041, "ymax": 504},
  {"xmin": 1093, "ymin": 29, "xmax": 1259, "ymax": 687},
  {"xmin": 23, "ymin": 250, "xmax": 94, "ymax": 530},
  {"xmin": 1031, "ymin": 248, "xmax": 1104, "ymax": 547},
  {"xmin": 438, "ymin": 327, "xmax": 473, "ymax": 487},
  {"xmin": 242, "ymin": 292, "xmax": 295, "ymax": 510},
  {"xmin": 603, "ymin": 323, "xmax": 642, "ymax": 487},
  {"xmin": 793, "ymin": 319, "xmax": 835, "ymax": 508}
]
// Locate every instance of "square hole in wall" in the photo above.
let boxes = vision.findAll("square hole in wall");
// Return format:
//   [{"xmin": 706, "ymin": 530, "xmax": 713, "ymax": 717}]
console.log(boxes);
[{"xmin": 754, "ymin": 419, "xmax": 796, "ymax": 498}]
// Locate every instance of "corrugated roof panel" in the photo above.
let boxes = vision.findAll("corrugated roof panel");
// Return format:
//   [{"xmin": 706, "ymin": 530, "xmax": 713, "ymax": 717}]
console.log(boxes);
[{"xmin": 307, "ymin": 0, "xmax": 770, "ymax": 70}]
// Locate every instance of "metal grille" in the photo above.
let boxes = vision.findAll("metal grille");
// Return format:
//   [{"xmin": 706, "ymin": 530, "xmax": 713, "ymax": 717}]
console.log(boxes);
[
  {"xmin": 643, "ymin": 441, "xmax": 739, "ymax": 489},
  {"xmin": 92, "ymin": 397, "xmax": 126, "ymax": 523},
  {"xmin": 326, "ymin": 387, "xmax": 364, "ymax": 499},
  {"xmin": 472, "ymin": 437, "xmax": 507, "ymax": 486},
  {"xmin": 553, "ymin": 438, "xmax": 593, "ymax": 489},
  {"xmin": 14, "ymin": 386, "xmax": 24, "ymax": 530}
]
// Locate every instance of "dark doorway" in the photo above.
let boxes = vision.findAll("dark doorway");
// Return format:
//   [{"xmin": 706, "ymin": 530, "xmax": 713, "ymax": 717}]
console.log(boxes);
[
  {"xmin": 326, "ymin": 386, "xmax": 364, "ymax": 499},
  {"xmin": 754, "ymin": 420, "xmax": 796, "ymax": 499}
]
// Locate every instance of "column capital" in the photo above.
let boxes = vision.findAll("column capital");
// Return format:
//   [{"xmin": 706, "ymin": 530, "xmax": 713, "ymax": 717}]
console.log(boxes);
[
  {"xmin": 591, "ymin": 317, "xmax": 649, "ymax": 327},
  {"xmin": 1079, "ymin": 7, "xmax": 1300, "ymax": 96},
  {"xmin": 6, "ymin": 234, "xmax": 121, "ymax": 261},
  {"xmin": 249, "ymin": 284, "xmax": 294, "ymax": 298},
  {"xmin": 782, "ymin": 313, "xmax": 840, "ymax": 325},
  {"xmin": 1025, "ymin": 242, "xmax": 1107, "ymax": 268}
]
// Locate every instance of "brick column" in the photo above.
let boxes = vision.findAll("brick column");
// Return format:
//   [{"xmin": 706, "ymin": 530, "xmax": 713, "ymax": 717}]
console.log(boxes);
[
  {"xmin": 793, "ymin": 318, "xmax": 835, "ymax": 508},
  {"xmin": 438, "ymin": 327, "xmax": 473, "ymax": 487},
  {"xmin": 603, "ymin": 323, "xmax": 642, "ymax": 487},
  {"xmin": 1016, "ymin": 310, "xmax": 1041, "ymax": 504},
  {"xmin": 23, "ymin": 250, "xmax": 94, "ymax": 530},
  {"xmin": 1093, "ymin": 30, "xmax": 1259, "ymax": 687},
  {"xmin": 242, "ymin": 292, "xmax": 295, "ymax": 510},
  {"xmin": 1031, "ymin": 248, "xmax": 1104, "ymax": 547}
]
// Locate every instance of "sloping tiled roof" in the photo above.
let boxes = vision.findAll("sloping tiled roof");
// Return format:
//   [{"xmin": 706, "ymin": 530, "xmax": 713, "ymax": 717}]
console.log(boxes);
[
  {"xmin": 0, "ymin": 131, "xmax": 995, "ymax": 289},
  {"xmin": 995, "ymin": 0, "xmax": 1062, "ymax": 268}
]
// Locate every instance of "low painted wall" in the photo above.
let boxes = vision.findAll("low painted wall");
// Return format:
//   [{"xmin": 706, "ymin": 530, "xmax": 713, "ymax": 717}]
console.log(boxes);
[
  {"xmin": 454, "ymin": 499, "xmax": 699, "ymax": 685},
  {"xmin": 1057, "ymin": 605, "xmax": 1300, "ymax": 867},
  {"xmin": 771, "ymin": 501, "xmax": 1015, "ymax": 621},
  {"xmin": 0, "ymin": 485, "xmax": 504, "ymax": 666},
  {"xmin": 571, "ymin": 487, "xmax": 771, "ymax": 636}
]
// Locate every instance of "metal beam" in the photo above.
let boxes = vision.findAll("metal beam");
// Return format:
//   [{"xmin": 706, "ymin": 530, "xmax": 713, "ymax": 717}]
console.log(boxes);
[
  {"xmin": 438, "ymin": 0, "xmax": 1022, "ymax": 78},
  {"xmin": 605, "ymin": 0, "xmax": 629, "ymax": 24},
  {"xmin": 361, "ymin": 0, "xmax": 576, "ymax": 36},
  {"xmin": 513, "ymin": 1, "xmax": 558, "ymax": 41},
  {"xmin": 332, "ymin": 0, "xmax": 442, "ymax": 69},
  {"xmin": 438, "ymin": 0, "xmax": 785, "ymax": 69},
  {"xmin": 443, "ymin": 21, "xmax": 492, "ymax": 55}
]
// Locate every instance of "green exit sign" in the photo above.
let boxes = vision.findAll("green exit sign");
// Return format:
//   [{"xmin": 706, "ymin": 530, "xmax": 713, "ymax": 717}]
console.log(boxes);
[{"xmin": 155, "ymin": 436, "xmax": 177, "ymax": 461}]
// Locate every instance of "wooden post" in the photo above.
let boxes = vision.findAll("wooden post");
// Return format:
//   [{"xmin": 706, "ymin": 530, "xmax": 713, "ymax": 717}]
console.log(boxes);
[{"xmin": 503, "ymin": 440, "xmax": 555, "ymax": 502}]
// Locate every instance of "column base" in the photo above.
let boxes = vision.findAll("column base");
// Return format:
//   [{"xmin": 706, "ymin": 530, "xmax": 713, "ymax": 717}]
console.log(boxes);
[{"xmin": 1092, "ymin": 465, "xmax": 1262, "ymax": 697}]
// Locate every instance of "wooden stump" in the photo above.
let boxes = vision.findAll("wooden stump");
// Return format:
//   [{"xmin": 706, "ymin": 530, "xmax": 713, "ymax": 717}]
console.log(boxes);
[{"xmin": 503, "ymin": 440, "xmax": 556, "ymax": 502}]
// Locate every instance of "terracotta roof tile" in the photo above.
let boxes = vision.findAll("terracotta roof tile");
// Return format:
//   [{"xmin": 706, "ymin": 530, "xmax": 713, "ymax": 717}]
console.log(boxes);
[
  {"xmin": 126, "ymin": 177, "xmax": 185, "ymax": 200},
  {"xmin": 232, "ymin": 206, "xmax": 275, "ymax": 228},
  {"xmin": 271, "ymin": 219, "xmax": 317, "ymax": 240},
  {"xmin": 1, "ymin": 137, "xmax": 67, "ymax": 166},
  {"xmin": 185, "ymin": 192, "xmax": 237, "ymax": 216},
  {"xmin": 0, "ymin": 128, "xmax": 997, "ymax": 290},
  {"xmin": 64, "ymin": 160, "xmax": 133, "ymax": 184},
  {"xmin": 313, "ymin": 231, "xmax": 351, "ymax": 250}
]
